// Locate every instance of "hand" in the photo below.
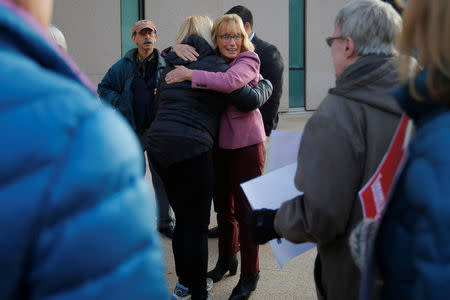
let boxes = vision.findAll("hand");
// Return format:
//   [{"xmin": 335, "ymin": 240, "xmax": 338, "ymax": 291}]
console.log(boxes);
[
  {"xmin": 165, "ymin": 65, "xmax": 193, "ymax": 84},
  {"xmin": 248, "ymin": 209, "xmax": 280, "ymax": 244},
  {"xmin": 172, "ymin": 44, "xmax": 199, "ymax": 61}
]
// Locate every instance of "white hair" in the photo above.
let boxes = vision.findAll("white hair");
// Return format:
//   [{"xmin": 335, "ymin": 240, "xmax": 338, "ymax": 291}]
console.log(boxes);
[
  {"xmin": 335, "ymin": 0, "xmax": 402, "ymax": 56},
  {"xmin": 49, "ymin": 24, "xmax": 67, "ymax": 51}
]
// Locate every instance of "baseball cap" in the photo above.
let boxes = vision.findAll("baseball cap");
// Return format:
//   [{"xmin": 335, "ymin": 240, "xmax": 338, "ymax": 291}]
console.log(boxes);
[{"xmin": 132, "ymin": 20, "xmax": 157, "ymax": 34}]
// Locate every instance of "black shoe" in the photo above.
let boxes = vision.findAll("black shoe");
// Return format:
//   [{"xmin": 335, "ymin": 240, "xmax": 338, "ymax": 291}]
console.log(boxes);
[
  {"xmin": 207, "ymin": 255, "xmax": 238, "ymax": 283},
  {"xmin": 158, "ymin": 225, "xmax": 174, "ymax": 239},
  {"xmin": 208, "ymin": 226, "xmax": 219, "ymax": 238},
  {"xmin": 228, "ymin": 272, "xmax": 260, "ymax": 300}
]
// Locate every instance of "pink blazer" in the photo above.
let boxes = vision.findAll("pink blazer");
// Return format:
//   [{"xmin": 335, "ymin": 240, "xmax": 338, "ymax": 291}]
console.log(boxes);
[{"xmin": 192, "ymin": 51, "xmax": 266, "ymax": 149}]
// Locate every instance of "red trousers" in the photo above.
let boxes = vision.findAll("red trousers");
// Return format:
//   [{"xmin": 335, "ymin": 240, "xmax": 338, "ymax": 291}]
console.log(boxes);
[{"xmin": 213, "ymin": 143, "xmax": 264, "ymax": 274}]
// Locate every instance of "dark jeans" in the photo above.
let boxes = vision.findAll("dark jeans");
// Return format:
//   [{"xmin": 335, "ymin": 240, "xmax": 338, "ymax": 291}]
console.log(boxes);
[
  {"xmin": 138, "ymin": 130, "xmax": 174, "ymax": 229},
  {"xmin": 213, "ymin": 143, "xmax": 264, "ymax": 274},
  {"xmin": 151, "ymin": 150, "xmax": 213, "ymax": 300}
]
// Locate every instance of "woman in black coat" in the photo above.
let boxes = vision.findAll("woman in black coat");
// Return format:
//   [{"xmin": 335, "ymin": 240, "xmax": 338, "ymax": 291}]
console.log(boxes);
[{"xmin": 147, "ymin": 16, "xmax": 272, "ymax": 300}]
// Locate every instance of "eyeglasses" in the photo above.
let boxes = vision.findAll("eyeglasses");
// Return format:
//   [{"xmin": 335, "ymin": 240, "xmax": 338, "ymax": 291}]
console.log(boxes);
[
  {"xmin": 218, "ymin": 34, "xmax": 243, "ymax": 42},
  {"xmin": 326, "ymin": 36, "xmax": 344, "ymax": 47}
]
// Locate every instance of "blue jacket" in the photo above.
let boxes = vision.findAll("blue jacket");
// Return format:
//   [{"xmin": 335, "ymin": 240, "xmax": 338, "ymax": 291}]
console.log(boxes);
[
  {"xmin": 0, "ymin": 2, "xmax": 167, "ymax": 299},
  {"xmin": 98, "ymin": 48, "xmax": 166, "ymax": 129},
  {"xmin": 362, "ymin": 70, "xmax": 450, "ymax": 299}
]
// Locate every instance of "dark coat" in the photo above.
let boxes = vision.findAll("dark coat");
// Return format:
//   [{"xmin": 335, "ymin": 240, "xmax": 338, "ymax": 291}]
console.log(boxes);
[
  {"xmin": 252, "ymin": 34, "xmax": 284, "ymax": 136},
  {"xmin": 274, "ymin": 55, "xmax": 402, "ymax": 300},
  {"xmin": 97, "ymin": 48, "xmax": 166, "ymax": 129},
  {"xmin": 148, "ymin": 35, "xmax": 272, "ymax": 167}
]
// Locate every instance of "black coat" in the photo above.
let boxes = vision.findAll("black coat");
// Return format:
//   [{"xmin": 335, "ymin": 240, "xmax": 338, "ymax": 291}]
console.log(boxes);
[
  {"xmin": 148, "ymin": 35, "xmax": 272, "ymax": 167},
  {"xmin": 252, "ymin": 34, "xmax": 284, "ymax": 136}
]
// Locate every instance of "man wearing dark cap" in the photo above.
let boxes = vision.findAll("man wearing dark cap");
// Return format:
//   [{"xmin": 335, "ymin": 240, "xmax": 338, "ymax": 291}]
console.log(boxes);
[{"xmin": 98, "ymin": 19, "xmax": 175, "ymax": 239}]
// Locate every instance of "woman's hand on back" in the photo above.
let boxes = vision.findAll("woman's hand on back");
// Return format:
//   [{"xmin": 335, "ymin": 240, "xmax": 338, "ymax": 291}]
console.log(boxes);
[
  {"xmin": 172, "ymin": 44, "xmax": 199, "ymax": 61},
  {"xmin": 165, "ymin": 65, "xmax": 194, "ymax": 84}
]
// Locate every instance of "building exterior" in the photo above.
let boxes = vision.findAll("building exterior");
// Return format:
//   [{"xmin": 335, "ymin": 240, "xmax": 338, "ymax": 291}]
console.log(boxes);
[{"xmin": 53, "ymin": 0, "xmax": 351, "ymax": 111}]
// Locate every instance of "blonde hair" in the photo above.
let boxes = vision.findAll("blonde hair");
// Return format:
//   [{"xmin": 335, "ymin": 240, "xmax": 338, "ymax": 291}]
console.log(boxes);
[
  {"xmin": 175, "ymin": 16, "xmax": 214, "ymax": 48},
  {"xmin": 211, "ymin": 14, "xmax": 254, "ymax": 54},
  {"xmin": 398, "ymin": 0, "xmax": 450, "ymax": 103},
  {"xmin": 49, "ymin": 24, "xmax": 67, "ymax": 51}
]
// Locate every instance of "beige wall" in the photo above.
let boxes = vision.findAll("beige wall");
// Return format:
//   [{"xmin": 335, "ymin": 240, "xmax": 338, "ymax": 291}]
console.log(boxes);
[
  {"xmin": 53, "ymin": 0, "xmax": 121, "ymax": 86},
  {"xmin": 305, "ymin": 0, "xmax": 352, "ymax": 110},
  {"xmin": 146, "ymin": 0, "xmax": 289, "ymax": 112},
  {"xmin": 52, "ymin": 0, "xmax": 353, "ymax": 111}
]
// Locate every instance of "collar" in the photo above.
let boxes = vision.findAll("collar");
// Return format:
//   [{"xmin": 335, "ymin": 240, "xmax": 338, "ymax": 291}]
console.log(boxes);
[
  {"xmin": 393, "ymin": 70, "xmax": 446, "ymax": 125},
  {"xmin": 137, "ymin": 50, "xmax": 155, "ymax": 62},
  {"xmin": 249, "ymin": 32, "xmax": 255, "ymax": 41}
]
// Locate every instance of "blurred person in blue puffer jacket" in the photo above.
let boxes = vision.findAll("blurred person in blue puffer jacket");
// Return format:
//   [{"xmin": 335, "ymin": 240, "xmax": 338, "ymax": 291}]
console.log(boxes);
[{"xmin": 0, "ymin": 0, "xmax": 168, "ymax": 299}]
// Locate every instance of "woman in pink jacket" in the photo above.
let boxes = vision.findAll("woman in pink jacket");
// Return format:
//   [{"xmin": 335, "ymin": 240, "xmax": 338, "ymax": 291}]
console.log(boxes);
[{"xmin": 166, "ymin": 14, "xmax": 268, "ymax": 300}]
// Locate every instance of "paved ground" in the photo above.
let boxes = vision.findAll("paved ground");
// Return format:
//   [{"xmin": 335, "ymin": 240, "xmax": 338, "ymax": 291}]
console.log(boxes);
[{"xmin": 151, "ymin": 112, "xmax": 318, "ymax": 299}]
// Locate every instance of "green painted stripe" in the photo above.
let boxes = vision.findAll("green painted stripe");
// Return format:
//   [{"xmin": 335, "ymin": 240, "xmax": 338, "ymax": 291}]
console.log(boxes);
[
  {"xmin": 289, "ymin": 0, "xmax": 305, "ymax": 107},
  {"xmin": 121, "ymin": 0, "xmax": 141, "ymax": 57}
]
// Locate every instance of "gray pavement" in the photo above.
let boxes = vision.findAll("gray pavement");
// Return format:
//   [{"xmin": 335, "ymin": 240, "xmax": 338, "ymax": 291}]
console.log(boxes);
[{"xmin": 153, "ymin": 112, "xmax": 318, "ymax": 299}]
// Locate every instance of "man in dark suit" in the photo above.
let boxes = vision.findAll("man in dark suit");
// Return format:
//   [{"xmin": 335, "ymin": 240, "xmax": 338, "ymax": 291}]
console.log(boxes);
[{"xmin": 226, "ymin": 5, "xmax": 285, "ymax": 137}]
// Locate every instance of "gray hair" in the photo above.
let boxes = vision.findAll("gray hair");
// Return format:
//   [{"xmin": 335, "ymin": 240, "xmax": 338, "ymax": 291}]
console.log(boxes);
[
  {"xmin": 49, "ymin": 24, "xmax": 67, "ymax": 51},
  {"xmin": 335, "ymin": 0, "xmax": 402, "ymax": 56}
]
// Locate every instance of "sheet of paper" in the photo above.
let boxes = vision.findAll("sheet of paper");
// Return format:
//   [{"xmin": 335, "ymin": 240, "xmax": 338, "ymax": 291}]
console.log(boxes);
[
  {"xmin": 241, "ymin": 163, "xmax": 315, "ymax": 268},
  {"xmin": 267, "ymin": 130, "xmax": 303, "ymax": 172},
  {"xmin": 242, "ymin": 163, "xmax": 301, "ymax": 210},
  {"xmin": 269, "ymin": 239, "xmax": 315, "ymax": 267}
]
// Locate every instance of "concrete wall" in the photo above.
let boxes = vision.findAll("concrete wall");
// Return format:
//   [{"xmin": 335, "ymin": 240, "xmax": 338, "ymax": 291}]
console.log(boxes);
[
  {"xmin": 146, "ymin": 0, "xmax": 290, "ymax": 112},
  {"xmin": 52, "ymin": 0, "xmax": 352, "ymax": 111},
  {"xmin": 305, "ymin": 0, "xmax": 352, "ymax": 110},
  {"xmin": 53, "ymin": 0, "xmax": 121, "ymax": 86}
]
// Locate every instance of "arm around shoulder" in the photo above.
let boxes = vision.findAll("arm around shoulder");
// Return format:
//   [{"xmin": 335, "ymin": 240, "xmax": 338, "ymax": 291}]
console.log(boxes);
[
  {"xmin": 192, "ymin": 52, "xmax": 261, "ymax": 93},
  {"xmin": 228, "ymin": 79, "xmax": 273, "ymax": 112}
]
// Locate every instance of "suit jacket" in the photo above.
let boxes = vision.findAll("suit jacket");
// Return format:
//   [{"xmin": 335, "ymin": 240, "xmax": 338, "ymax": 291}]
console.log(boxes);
[{"xmin": 252, "ymin": 34, "xmax": 284, "ymax": 136}]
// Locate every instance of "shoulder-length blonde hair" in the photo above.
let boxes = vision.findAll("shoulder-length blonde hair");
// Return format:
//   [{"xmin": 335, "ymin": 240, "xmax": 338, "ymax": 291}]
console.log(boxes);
[
  {"xmin": 175, "ymin": 15, "xmax": 214, "ymax": 48},
  {"xmin": 398, "ymin": 0, "xmax": 450, "ymax": 103},
  {"xmin": 211, "ymin": 14, "xmax": 254, "ymax": 54}
]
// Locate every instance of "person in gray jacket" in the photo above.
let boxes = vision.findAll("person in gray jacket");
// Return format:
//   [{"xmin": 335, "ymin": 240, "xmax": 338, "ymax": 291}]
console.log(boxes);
[{"xmin": 248, "ymin": 1, "xmax": 402, "ymax": 299}]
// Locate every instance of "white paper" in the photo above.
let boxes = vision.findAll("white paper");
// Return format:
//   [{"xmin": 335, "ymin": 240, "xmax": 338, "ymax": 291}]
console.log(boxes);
[
  {"xmin": 242, "ymin": 163, "xmax": 301, "ymax": 210},
  {"xmin": 267, "ymin": 130, "xmax": 303, "ymax": 172},
  {"xmin": 269, "ymin": 239, "xmax": 315, "ymax": 267},
  {"xmin": 241, "ymin": 163, "xmax": 315, "ymax": 268}
]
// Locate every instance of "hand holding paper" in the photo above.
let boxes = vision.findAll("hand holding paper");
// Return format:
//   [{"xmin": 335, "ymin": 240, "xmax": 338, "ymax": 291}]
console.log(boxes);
[
  {"xmin": 248, "ymin": 208, "xmax": 280, "ymax": 244},
  {"xmin": 241, "ymin": 130, "xmax": 315, "ymax": 268}
]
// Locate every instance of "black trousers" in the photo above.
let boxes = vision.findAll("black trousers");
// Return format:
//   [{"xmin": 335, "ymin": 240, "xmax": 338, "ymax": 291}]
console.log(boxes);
[{"xmin": 150, "ymin": 150, "xmax": 213, "ymax": 300}]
